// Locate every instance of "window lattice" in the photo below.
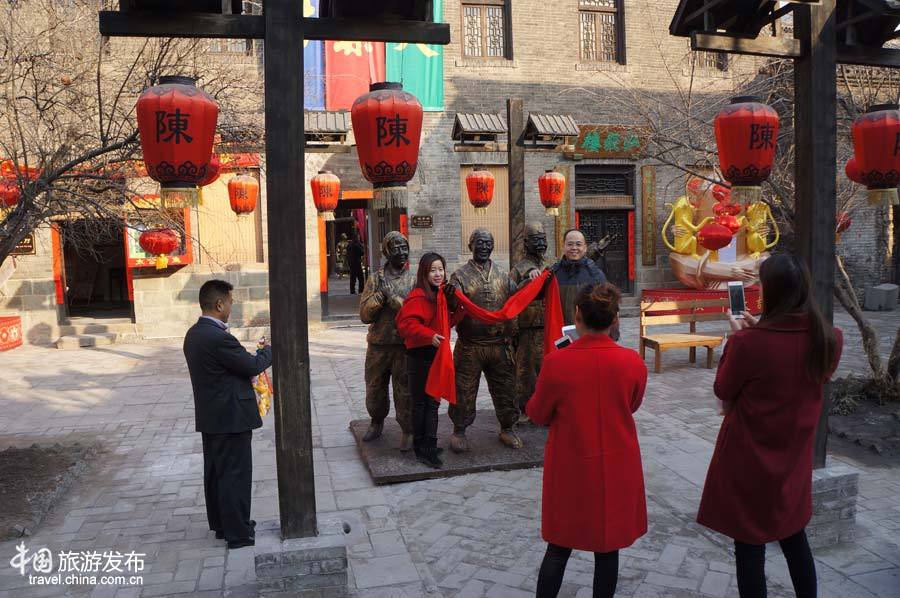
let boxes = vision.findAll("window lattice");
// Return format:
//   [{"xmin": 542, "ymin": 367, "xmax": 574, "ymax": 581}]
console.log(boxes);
[
  {"xmin": 575, "ymin": 173, "xmax": 629, "ymax": 196},
  {"xmin": 597, "ymin": 13, "xmax": 617, "ymax": 62},
  {"xmin": 463, "ymin": 3, "xmax": 507, "ymax": 58},
  {"xmin": 464, "ymin": 6, "xmax": 483, "ymax": 57},
  {"xmin": 207, "ymin": 39, "xmax": 248, "ymax": 54},
  {"xmin": 486, "ymin": 7, "xmax": 505, "ymax": 57},
  {"xmin": 580, "ymin": 12, "xmax": 596, "ymax": 61},
  {"xmin": 580, "ymin": 12, "xmax": 618, "ymax": 62},
  {"xmin": 698, "ymin": 51, "xmax": 727, "ymax": 71},
  {"xmin": 579, "ymin": 0, "xmax": 616, "ymax": 7}
]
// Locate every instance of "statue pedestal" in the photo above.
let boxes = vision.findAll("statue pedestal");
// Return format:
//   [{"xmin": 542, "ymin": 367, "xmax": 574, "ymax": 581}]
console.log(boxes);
[{"xmin": 350, "ymin": 409, "xmax": 548, "ymax": 484}]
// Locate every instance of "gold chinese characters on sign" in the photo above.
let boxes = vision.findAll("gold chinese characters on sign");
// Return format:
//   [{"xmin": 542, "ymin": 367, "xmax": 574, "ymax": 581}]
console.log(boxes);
[
  {"xmin": 640, "ymin": 166, "xmax": 656, "ymax": 267},
  {"xmin": 575, "ymin": 125, "xmax": 649, "ymax": 160}
]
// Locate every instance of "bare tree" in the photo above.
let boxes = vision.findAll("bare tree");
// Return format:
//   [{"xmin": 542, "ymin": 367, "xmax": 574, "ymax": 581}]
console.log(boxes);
[{"xmin": 0, "ymin": 0, "xmax": 263, "ymax": 263}]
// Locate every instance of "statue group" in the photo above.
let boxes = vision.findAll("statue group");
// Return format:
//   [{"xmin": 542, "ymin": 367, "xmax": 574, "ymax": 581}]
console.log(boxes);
[{"xmin": 358, "ymin": 223, "xmax": 598, "ymax": 454}]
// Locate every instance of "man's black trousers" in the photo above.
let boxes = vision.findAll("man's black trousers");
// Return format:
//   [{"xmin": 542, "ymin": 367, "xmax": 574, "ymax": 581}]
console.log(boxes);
[{"xmin": 202, "ymin": 431, "xmax": 254, "ymax": 543}]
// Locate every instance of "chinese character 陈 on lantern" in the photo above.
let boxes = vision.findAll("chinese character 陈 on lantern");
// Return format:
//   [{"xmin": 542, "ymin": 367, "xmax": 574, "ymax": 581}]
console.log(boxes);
[
  {"xmin": 227, "ymin": 174, "xmax": 259, "ymax": 217},
  {"xmin": 465, "ymin": 167, "xmax": 495, "ymax": 215},
  {"xmin": 136, "ymin": 76, "xmax": 219, "ymax": 208},
  {"xmin": 715, "ymin": 96, "xmax": 779, "ymax": 205},
  {"xmin": 310, "ymin": 170, "xmax": 341, "ymax": 220},
  {"xmin": 139, "ymin": 228, "xmax": 180, "ymax": 270},
  {"xmin": 351, "ymin": 82, "xmax": 423, "ymax": 188},
  {"xmin": 852, "ymin": 103, "xmax": 900, "ymax": 206},
  {"xmin": 538, "ymin": 170, "xmax": 565, "ymax": 217}
]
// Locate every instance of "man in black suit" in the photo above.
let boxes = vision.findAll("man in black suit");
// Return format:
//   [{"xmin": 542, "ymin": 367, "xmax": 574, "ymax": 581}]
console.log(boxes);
[
  {"xmin": 183, "ymin": 280, "xmax": 272, "ymax": 549},
  {"xmin": 347, "ymin": 233, "xmax": 366, "ymax": 295}
]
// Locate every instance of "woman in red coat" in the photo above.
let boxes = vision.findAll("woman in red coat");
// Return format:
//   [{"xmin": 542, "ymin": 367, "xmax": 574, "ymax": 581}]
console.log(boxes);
[
  {"xmin": 396, "ymin": 253, "xmax": 461, "ymax": 469},
  {"xmin": 698, "ymin": 253, "xmax": 843, "ymax": 598},
  {"xmin": 526, "ymin": 283, "xmax": 647, "ymax": 598}
]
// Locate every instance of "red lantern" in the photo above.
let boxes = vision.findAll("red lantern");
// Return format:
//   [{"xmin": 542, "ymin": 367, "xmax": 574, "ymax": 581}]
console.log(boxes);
[
  {"xmin": 139, "ymin": 228, "xmax": 180, "ymax": 270},
  {"xmin": 852, "ymin": 104, "xmax": 900, "ymax": 206},
  {"xmin": 715, "ymin": 96, "xmax": 779, "ymax": 204},
  {"xmin": 538, "ymin": 170, "xmax": 566, "ymax": 216},
  {"xmin": 465, "ymin": 167, "xmax": 495, "ymax": 215},
  {"xmin": 845, "ymin": 157, "xmax": 863, "ymax": 185},
  {"xmin": 0, "ymin": 180, "xmax": 20, "ymax": 208},
  {"xmin": 136, "ymin": 76, "xmax": 219, "ymax": 207},
  {"xmin": 199, "ymin": 153, "xmax": 221, "ymax": 187},
  {"xmin": 836, "ymin": 211, "xmax": 852, "ymax": 243},
  {"xmin": 310, "ymin": 170, "xmax": 341, "ymax": 220},
  {"xmin": 713, "ymin": 203, "xmax": 742, "ymax": 234},
  {"xmin": 227, "ymin": 174, "xmax": 258, "ymax": 217},
  {"xmin": 351, "ymin": 82, "xmax": 423, "ymax": 187},
  {"xmin": 697, "ymin": 222, "xmax": 733, "ymax": 252}
]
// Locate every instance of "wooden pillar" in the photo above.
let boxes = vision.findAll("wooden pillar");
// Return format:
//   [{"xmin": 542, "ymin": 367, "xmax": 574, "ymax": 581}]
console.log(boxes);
[
  {"xmin": 507, "ymin": 99, "xmax": 526, "ymax": 267},
  {"xmin": 264, "ymin": 0, "xmax": 317, "ymax": 538},
  {"xmin": 794, "ymin": 0, "xmax": 837, "ymax": 469}
]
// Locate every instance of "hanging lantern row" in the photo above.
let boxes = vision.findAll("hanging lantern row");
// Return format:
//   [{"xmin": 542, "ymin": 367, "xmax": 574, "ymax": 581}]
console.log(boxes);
[
  {"xmin": 715, "ymin": 96, "xmax": 779, "ymax": 205},
  {"xmin": 538, "ymin": 170, "xmax": 565, "ymax": 216},
  {"xmin": 138, "ymin": 228, "xmax": 180, "ymax": 270},
  {"xmin": 136, "ymin": 76, "xmax": 219, "ymax": 208},
  {"xmin": 310, "ymin": 170, "xmax": 341, "ymax": 220},
  {"xmin": 465, "ymin": 167, "xmax": 495, "ymax": 215},
  {"xmin": 228, "ymin": 174, "xmax": 259, "ymax": 217},
  {"xmin": 850, "ymin": 103, "xmax": 900, "ymax": 206}
]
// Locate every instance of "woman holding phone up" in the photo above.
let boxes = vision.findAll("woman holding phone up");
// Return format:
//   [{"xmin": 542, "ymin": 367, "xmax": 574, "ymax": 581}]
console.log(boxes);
[
  {"xmin": 396, "ymin": 253, "xmax": 461, "ymax": 469},
  {"xmin": 698, "ymin": 253, "xmax": 843, "ymax": 597}
]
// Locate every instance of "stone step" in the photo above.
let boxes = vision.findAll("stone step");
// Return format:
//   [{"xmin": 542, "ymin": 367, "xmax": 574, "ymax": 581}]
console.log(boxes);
[
  {"xmin": 59, "ymin": 321, "xmax": 135, "ymax": 336},
  {"xmin": 55, "ymin": 332, "xmax": 118, "ymax": 350}
]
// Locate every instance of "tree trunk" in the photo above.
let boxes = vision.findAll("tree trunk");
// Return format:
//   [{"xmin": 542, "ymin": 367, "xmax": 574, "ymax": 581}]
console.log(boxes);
[
  {"xmin": 835, "ymin": 255, "xmax": 888, "ymax": 383},
  {"xmin": 888, "ymin": 327, "xmax": 900, "ymax": 384}
]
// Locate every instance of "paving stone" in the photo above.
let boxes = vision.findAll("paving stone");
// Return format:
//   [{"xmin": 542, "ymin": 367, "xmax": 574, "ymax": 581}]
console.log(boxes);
[
  {"xmin": 699, "ymin": 570, "xmax": 732, "ymax": 597},
  {"xmin": 351, "ymin": 554, "xmax": 421, "ymax": 589}
]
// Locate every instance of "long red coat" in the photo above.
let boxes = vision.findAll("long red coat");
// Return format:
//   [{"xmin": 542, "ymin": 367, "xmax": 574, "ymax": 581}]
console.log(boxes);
[
  {"xmin": 526, "ymin": 334, "xmax": 648, "ymax": 553},
  {"xmin": 698, "ymin": 314, "xmax": 843, "ymax": 544}
]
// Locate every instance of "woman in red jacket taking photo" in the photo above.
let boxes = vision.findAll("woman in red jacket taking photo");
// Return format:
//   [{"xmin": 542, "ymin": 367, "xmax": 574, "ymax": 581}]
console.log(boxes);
[
  {"xmin": 698, "ymin": 253, "xmax": 843, "ymax": 598},
  {"xmin": 396, "ymin": 253, "xmax": 461, "ymax": 469},
  {"xmin": 526, "ymin": 283, "xmax": 648, "ymax": 598}
]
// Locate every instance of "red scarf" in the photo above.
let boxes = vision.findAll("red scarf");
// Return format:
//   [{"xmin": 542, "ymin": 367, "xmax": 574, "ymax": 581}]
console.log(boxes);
[{"xmin": 425, "ymin": 270, "xmax": 564, "ymax": 404}]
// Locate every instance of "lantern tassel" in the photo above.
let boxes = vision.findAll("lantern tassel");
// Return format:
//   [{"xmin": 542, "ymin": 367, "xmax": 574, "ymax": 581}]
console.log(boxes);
[
  {"xmin": 155, "ymin": 255, "xmax": 169, "ymax": 270},
  {"xmin": 474, "ymin": 207, "xmax": 488, "ymax": 216},
  {"xmin": 545, "ymin": 207, "xmax": 559, "ymax": 217},
  {"xmin": 866, "ymin": 188, "xmax": 899, "ymax": 206},
  {"xmin": 323, "ymin": 211, "xmax": 335, "ymax": 221}
]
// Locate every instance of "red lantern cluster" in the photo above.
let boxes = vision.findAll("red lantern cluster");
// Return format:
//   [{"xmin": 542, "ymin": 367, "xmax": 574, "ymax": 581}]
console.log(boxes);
[
  {"xmin": 351, "ymin": 82, "xmax": 423, "ymax": 187},
  {"xmin": 465, "ymin": 167, "xmax": 495, "ymax": 215},
  {"xmin": 310, "ymin": 171, "xmax": 341, "ymax": 220},
  {"xmin": 538, "ymin": 170, "xmax": 565, "ymax": 216},
  {"xmin": 227, "ymin": 174, "xmax": 259, "ymax": 217},
  {"xmin": 715, "ymin": 96, "xmax": 779, "ymax": 203},
  {"xmin": 851, "ymin": 104, "xmax": 900, "ymax": 206},
  {"xmin": 713, "ymin": 202, "xmax": 742, "ymax": 234},
  {"xmin": 136, "ymin": 76, "xmax": 219, "ymax": 207},
  {"xmin": 697, "ymin": 222, "xmax": 733, "ymax": 252},
  {"xmin": 139, "ymin": 228, "xmax": 180, "ymax": 270}
]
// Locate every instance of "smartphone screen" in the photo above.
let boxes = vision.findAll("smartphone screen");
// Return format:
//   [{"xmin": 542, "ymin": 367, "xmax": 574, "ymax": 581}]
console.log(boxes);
[
  {"xmin": 554, "ymin": 336, "xmax": 572, "ymax": 350},
  {"xmin": 728, "ymin": 282, "xmax": 746, "ymax": 316}
]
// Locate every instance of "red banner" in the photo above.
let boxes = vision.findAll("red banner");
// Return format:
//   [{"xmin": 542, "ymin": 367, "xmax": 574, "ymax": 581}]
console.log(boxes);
[
  {"xmin": 642, "ymin": 286, "xmax": 762, "ymax": 315},
  {"xmin": 325, "ymin": 41, "xmax": 386, "ymax": 110},
  {"xmin": 627, "ymin": 211, "xmax": 635, "ymax": 281},
  {"xmin": 0, "ymin": 316, "xmax": 23, "ymax": 351}
]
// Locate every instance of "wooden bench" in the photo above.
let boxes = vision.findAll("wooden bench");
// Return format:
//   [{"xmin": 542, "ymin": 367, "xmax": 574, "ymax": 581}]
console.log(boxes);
[{"xmin": 639, "ymin": 299, "xmax": 730, "ymax": 373}]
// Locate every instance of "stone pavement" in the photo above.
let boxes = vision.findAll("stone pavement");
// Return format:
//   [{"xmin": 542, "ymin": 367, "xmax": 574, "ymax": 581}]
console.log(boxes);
[{"xmin": 0, "ymin": 309, "xmax": 897, "ymax": 597}]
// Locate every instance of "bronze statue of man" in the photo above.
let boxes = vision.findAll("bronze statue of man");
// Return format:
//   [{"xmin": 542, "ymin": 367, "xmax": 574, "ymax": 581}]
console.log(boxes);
[
  {"xmin": 509, "ymin": 222, "xmax": 549, "ymax": 422},
  {"xmin": 359, "ymin": 232, "xmax": 415, "ymax": 450},
  {"xmin": 448, "ymin": 228, "xmax": 522, "ymax": 452}
]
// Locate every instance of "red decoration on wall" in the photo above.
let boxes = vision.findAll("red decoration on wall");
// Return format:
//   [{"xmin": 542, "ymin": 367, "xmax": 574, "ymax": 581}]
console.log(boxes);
[
  {"xmin": 136, "ymin": 76, "xmax": 219, "ymax": 207},
  {"xmin": 538, "ymin": 170, "xmax": 566, "ymax": 216},
  {"xmin": 139, "ymin": 228, "xmax": 180, "ymax": 270},
  {"xmin": 228, "ymin": 174, "xmax": 259, "ymax": 217},
  {"xmin": 310, "ymin": 170, "xmax": 341, "ymax": 220},
  {"xmin": 852, "ymin": 103, "xmax": 900, "ymax": 206},
  {"xmin": 351, "ymin": 82, "xmax": 423, "ymax": 187},
  {"xmin": 715, "ymin": 96, "xmax": 779, "ymax": 202},
  {"xmin": 697, "ymin": 222, "xmax": 733, "ymax": 252},
  {"xmin": 465, "ymin": 167, "xmax": 495, "ymax": 215},
  {"xmin": 627, "ymin": 210, "xmax": 635, "ymax": 281}
]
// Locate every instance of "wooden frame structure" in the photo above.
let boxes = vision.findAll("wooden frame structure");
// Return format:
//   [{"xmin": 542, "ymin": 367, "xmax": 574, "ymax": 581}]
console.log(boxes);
[
  {"xmin": 670, "ymin": 0, "xmax": 900, "ymax": 468},
  {"xmin": 99, "ymin": 1, "xmax": 449, "ymax": 540}
]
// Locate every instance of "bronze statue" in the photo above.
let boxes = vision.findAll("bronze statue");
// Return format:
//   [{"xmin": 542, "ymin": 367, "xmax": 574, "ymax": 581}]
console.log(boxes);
[
  {"xmin": 359, "ymin": 232, "xmax": 415, "ymax": 450},
  {"xmin": 448, "ymin": 228, "xmax": 522, "ymax": 452},
  {"xmin": 509, "ymin": 222, "xmax": 549, "ymax": 422}
]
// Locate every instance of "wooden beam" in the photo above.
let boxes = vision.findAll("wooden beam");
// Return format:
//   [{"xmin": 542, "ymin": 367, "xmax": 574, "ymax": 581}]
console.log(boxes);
[
  {"xmin": 264, "ymin": 0, "xmax": 317, "ymax": 539},
  {"xmin": 837, "ymin": 43, "xmax": 900, "ymax": 68},
  {"xmin": 794, "ymin": 0, "xmax": 837, "ymax": 470},
  {"xmin": 304, "ymin": 17, "xmax": 450, "ymax": 44},
  {"xmin": 507, "ymin": 99, "xmax": 526, "ymax": 268},
  {"xmin": 691, "ymin": 31, "xmax": 803, "ymax": 58}
]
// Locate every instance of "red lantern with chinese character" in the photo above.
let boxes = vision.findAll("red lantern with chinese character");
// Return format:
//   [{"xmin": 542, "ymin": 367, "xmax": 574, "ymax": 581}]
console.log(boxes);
[
  {"xmin": 310, "ymin": 170, "xmax": 341, "ymax": 220},
  {"xmin": 836, "ymin": 211, "xmax": 852, "ymax": 243},
  {"xmin": 198, "ymin": 153, "xmax": 221, "ymax": 187},
  {"xmin": 845, "ymin": 157, "xmax": 863, "ymax": 185},
  {"xmin": 715, "ymin": 96, "xmax": 779, "ymax": 204},
  {"xmin": 697, "ymin": 222, "xmax": 733, "ymax": 255},
  {"xmin": 351, "ymin": 82, "xmax": 423, "ymax": 187},
  {"xmin": 227, "ymin": 174, "xmax": 258, "ymax": 217},
  {"xmin": 852, "ymin": 104, "xmax": 900, "ymax": 206},
  {"xmin": 465, "ymin": 167, "xmax": 495, "ymax": 215},
  {"xmin": 0, "ymin": 179, "xmax": 20, "ymax": 209},
  {"xmin": 538, "ymin": 170, "xmax": 566, "ymax": 216},
  {"xmin": 136, "ymin": 76, "xmax": 219, "ymax": 207},
  {"xmin": 139, "ymin": 228, "xmax": 180, "ymax": 270}
]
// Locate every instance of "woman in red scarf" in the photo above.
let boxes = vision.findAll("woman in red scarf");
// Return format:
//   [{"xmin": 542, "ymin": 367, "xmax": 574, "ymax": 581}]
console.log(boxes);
[{"xmin": 396, "ymin": 253, "xmax": 462, "ymax": 469}]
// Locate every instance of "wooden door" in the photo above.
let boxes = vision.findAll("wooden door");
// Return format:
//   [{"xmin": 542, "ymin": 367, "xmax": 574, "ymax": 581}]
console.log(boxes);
[{"xmin": 578, "ymin": 209, "xmax": 632, "ymax": 293}]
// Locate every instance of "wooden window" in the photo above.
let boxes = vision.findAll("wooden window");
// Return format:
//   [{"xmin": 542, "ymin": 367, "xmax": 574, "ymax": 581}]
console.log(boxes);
[
  {"xmin": 459, "ymin": 165, "xmax": 509, "ymax": 260},
  {"xmin": 462, "ymin": 1, "xmax": 510, "ymax": 59},
  {"xmin": 207, "ymin": 39, "xmax": 251, "ymax": 54},
  {"xmin": 579, "ymin": 0, "xmax": 625, "ymax": 64},
  {"xmin": 196, "ymin": 171, "xmax": 265, "ymax": 265},
  {"xmin": 697, "ymin": 50, "xmax": 728, "ymax": 71}
]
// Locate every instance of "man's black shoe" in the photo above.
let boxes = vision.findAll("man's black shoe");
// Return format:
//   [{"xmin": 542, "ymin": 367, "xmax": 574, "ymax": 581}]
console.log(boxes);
[
  {"xmin": 227, "ymin": 539, "xmax": 255, "ymax": 550},
  {"xmin": 215, "ymin": 530, "xmax": 224, "ymax": 540},
  {"xmin": 217, "ymin": 521, "xmax": 256, "ymax": 541}
]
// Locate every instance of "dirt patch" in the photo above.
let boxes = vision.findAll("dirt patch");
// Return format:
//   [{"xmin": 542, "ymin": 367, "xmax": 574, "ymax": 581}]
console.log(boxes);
[
  {"xmin": 0, "ymin": 443, "xmax": 99, "ymax": 540},
  {"xmin": 829, "ymin": 376, "xmax": 900, "ymax": 457}
]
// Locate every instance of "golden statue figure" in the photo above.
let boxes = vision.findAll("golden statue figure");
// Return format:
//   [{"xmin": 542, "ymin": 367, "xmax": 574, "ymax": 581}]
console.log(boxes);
[
  {"xmin": 741, "ymin": 202, "xmax": 780, "ymax": 259},
  {"xmin": 661, "ymin": 196, "xmax": 713, "ymax": 259}
]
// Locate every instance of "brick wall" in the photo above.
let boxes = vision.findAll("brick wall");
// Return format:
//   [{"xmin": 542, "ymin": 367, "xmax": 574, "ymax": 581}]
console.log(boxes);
[{"xmin": 0, "ymin": 228, "xmax": 62, "ymax": 345}]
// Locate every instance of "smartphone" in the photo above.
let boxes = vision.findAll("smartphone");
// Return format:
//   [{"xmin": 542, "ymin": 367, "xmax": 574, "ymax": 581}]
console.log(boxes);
[
  {"xmin": 554, "ymin": 336, "xmax": 572, "ymax": 350},
  {"xmin": 727, "ymin": 281, "xmax": 746, "ymax": 318},
  {"xmin": 561, "ymin": 325, "xmax": 579, "ymax": 341}
]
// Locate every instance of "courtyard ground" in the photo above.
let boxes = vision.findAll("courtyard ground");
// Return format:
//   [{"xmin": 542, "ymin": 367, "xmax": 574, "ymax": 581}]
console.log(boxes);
[{"xmin": 0, "ymin": 309, "xmax": 898, "ymax": 597}]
